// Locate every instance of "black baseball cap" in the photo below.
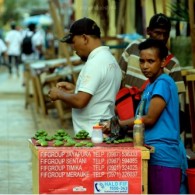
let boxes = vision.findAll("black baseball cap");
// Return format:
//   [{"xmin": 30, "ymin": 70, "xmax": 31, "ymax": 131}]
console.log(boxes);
[
  {"xmin": 60, "ymin": 17, "xmax": 101, "ymax": 43},
  {"xmin": 148, "ymin": 13, "xmax": 171, "ymax": 31}
]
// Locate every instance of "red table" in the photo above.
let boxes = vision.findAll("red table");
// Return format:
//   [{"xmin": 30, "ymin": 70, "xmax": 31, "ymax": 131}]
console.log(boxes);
[{"xmin": 29, "ymin": 139, "xmax": 150, "ymax": 194}]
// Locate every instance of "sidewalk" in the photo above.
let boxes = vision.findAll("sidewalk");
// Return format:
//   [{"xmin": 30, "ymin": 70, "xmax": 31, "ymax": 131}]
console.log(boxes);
[
  {"xmin": 0, "ymin": 65, "xmax": 73, "ymax": 193},
  {"xmin": 0, "ymin": 66, "xmax": 24, "ymax": 95}
]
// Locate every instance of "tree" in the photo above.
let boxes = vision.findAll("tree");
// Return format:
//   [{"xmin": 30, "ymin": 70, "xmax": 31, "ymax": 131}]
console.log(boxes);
[{"xmin": 0, "ymin": 0, "xmax": 49, "ymax": 27}]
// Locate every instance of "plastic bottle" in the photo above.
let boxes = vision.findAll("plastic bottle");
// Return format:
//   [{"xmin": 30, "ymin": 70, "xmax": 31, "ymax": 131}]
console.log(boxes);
[
  {"xmin": 133, "ymin": 118, "xmax": 144, "ymax": 146},
  {"xmin": 91, "ymin": 125, "xmax": 103, "ymax": 144}
]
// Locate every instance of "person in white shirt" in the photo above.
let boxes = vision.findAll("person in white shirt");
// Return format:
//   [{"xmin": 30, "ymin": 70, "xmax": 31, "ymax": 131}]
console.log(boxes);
[
  {"xmin": 21, "ymin": 23, "xmax": 45, "ymax": 63},
  {"xmin": 48, "ymin": 17, "xmax": 122, "ymax": 136},
  {"xmin": 20, "ymin": 23, "xmax": 45, "ymax": 87},
  {"xmin": 0, "ymin": 38, "xmax": 7, "ymax": 66},
  {"xmin": 5, "ymin": 22, "xmax": 23, "ymax": 76}
]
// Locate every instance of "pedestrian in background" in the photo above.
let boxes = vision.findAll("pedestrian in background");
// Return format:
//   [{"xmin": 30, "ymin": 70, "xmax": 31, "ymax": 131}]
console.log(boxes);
[
  {"xmin": 5, "ymin": 22, "xmax": 23, "ymax": 76},
  {"xmin": 0, "ymin": 37, "xmax": 7, "ymax": 67},
  {"xmin": 21, "ymin": 23, "xmax": 44, "ymax": 62},
  {"xmin": 21, "ymin": 23, "xmax": 45, "ymax": 86}
]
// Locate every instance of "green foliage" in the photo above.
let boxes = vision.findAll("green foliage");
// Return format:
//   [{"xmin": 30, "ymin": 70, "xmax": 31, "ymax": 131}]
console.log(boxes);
[
  {"xmin": 167, "ymin": 1, "xmax": 189, "ymax": 22},
  {"xmin": 0, "ymin": 0, "xmax": 48, "ymax": 27}
]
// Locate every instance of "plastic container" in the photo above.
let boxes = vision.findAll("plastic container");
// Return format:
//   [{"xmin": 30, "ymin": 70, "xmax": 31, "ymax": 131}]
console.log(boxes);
[
  {"xmin": 186, "ymin": 168, "xmax": 195, "ymax": 194},
  {"xmin": 133, "ymin": 118, "xmax": 144, "ymax": 146},
  {"xmin": 91, "ymin": 125, "xmax": 103, "ymax": 144}
]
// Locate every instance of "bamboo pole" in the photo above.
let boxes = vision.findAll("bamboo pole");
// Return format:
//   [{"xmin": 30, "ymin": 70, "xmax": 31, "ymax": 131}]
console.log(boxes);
[
  {"xmin": 162, "ymin": 0, "xmax": 167, "ymax": 15},
  {"xmin": 48, "ymin": 0, "xmax": 77, "ymax": 83},
  {"xmin": 188, "ymin": 0, "xmax": 195, "ymax": 68},
  {"xmin": 48, "ymin": 0, "xmax": 70, "ymax": 62},
  {"xmin": 116, "ymin": 0, "xmax": 126, "ymax": 34}
]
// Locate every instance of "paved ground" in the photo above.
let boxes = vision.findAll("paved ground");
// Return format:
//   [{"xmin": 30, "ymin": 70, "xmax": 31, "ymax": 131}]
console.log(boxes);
[{"xmin": 0, "ymin": 65, "xmax": 73, "ymax": 194}]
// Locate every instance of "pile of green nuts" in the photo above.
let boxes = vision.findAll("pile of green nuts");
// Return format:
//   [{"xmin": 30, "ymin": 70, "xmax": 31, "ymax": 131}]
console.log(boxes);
[
  {"xmin": 33, "ymin": 129, "xmax": 94, "ymax": 147},
  {"xmin": 104, "ymin": 137, "xmax": 133, "ymax": 144},
  {"xmin": 74, "ymin": 130, "xmax": 90, "ymax": 139}
]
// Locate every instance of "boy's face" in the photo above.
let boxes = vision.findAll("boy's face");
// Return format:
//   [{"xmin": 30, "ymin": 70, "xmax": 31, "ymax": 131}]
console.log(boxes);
[
  {"xmin": 139, "ymin": 47, "xmax": 164, "ymax": 82},
  {"xmin": 147, "ymin": 28, "xmax": 170, "ymax": 44}
]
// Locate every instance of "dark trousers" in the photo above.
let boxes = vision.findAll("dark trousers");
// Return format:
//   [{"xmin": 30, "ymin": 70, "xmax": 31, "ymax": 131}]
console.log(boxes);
[
  {"xmin": 8, "ymin": 55, "xmax": 20, "ymax": 74},
  {"xmin": 148, "ymin": 165, "xmax": 181, "ymax": 194},
  {"xmin": 0, "ymin": 55, "xmax": 6, "ymax": 66}
]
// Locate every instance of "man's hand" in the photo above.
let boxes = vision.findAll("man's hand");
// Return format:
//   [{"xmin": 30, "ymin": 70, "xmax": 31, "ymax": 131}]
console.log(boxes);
[
  {"xmin": 56, "ymin": 82, "xmax": 75, "ymax": 94},
  {"xmin": 48, "ymin": 87, "xmax": 61, "ymax": 101},
  {"xmin": 48, "ymin": 83, "xmax": 92, "ymax": 109},
  {"xmin": 102, "ymin": 120, "xmax": 111, "ymax": 134}
]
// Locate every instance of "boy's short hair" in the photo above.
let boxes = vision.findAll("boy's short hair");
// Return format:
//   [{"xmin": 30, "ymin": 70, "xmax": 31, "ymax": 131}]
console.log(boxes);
[{"xmin": 138, "ymin": 38, "xmax": 168, "ymax": 60}]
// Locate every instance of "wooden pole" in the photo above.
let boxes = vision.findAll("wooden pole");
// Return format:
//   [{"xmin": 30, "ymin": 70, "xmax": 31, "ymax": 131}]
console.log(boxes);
[
  {"xmin": 162, "ymin": 0, "xmax": 167, "ymax": 15},
  {"xmin": 48, "ymin": 0, "xmax": 70, "ymax": 62},
  {"xmin": 116, "ymin": 0, "xmax": 126, "ymax": 34},
  {"xmin": 188, "ymin": 0, "xmax": 195, "ymax": 68},
  {"xmin": 141, "ymin": 0, "xmax": 146, "ymax": 36},
  {"xmin": 152, "ymin": 0, "xmax": 157, "ymax": 14},
  {"xmin": 48, "ymin": 0, "xmax": 77, "ymax": 83}
]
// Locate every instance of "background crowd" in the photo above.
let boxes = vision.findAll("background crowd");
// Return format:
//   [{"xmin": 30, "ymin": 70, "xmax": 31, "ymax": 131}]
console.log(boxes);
[{"xmin": 0, "ymin": 21, "xmax": 56, "ymax": 78}]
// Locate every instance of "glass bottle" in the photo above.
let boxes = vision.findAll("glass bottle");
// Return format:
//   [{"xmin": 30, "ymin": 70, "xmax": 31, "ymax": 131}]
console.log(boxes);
[{"xmin": 133, "ymin": 118, "xmax": 144, "ymax": 146}]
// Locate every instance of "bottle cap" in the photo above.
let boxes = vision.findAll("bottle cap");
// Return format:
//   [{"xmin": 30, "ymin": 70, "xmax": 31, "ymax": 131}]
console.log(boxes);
[
  {"xmin": 134, "ymin": 119, "xmax": 142, "ymax": 124},
  {"xmin": 93, "ymin": 125, "xmax": 103, "ymax": 130}
]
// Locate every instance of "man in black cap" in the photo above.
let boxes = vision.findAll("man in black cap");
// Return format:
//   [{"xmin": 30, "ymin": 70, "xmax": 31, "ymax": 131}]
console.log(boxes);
[
  {"xmin": 48, "ymin": 17, "xmax": 122, "ymax": 136},
  {"xmin": 60, "ymin": 17, "xmax": 101, "ymax": 62},
  {"xmin": 119, "ymin": 13, "xmax": 185, "ymax": 93}
]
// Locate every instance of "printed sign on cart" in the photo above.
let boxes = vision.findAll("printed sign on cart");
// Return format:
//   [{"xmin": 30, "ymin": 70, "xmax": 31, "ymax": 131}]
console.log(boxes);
[
  {"xmin": 94, "ymin": 181, "xmax": 128, "ymax": 193},
  {"xmin": 38, "ymin": 147, "xmax": 142, "ymax": 194}
]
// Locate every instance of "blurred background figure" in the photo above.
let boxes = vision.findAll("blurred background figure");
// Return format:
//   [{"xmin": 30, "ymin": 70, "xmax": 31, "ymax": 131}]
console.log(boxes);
[
  {"xmin": 21, "ymin": 23, "xmax": 45, "ymax": 63},
  {"xmin": 5, "ymin": 22, "xmax": 23, "ymax": 77},
  {"xmin": 34, "ymin": 24, "xmax": 46, "ymax": 60},
  {"xmin": 20, "ymin": 23, "xmax": 45, "ymax": 86},
  {"xmin": 0, "ymin": 36, "xmax": 7, "ymax": 68},
  {"xmin": 44, "ymin": 26, "xmax": 55, "ymax": 59}
]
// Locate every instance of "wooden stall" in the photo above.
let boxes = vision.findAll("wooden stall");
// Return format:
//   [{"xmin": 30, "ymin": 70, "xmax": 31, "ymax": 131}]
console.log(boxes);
[
  {"xmin": 29, "ymin": 139, "xmax": 150, "ymax": 194},
  {"xmin": 181, "ymin": 68, "xmax": 195, "ymax": 164},
  {"xmin": 189, "ymin": 0, "xmax": 195, "ymax": 68},
  {"xmin": 25, "ymin": 57, "xmax": 83, "ymax": 126}
]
